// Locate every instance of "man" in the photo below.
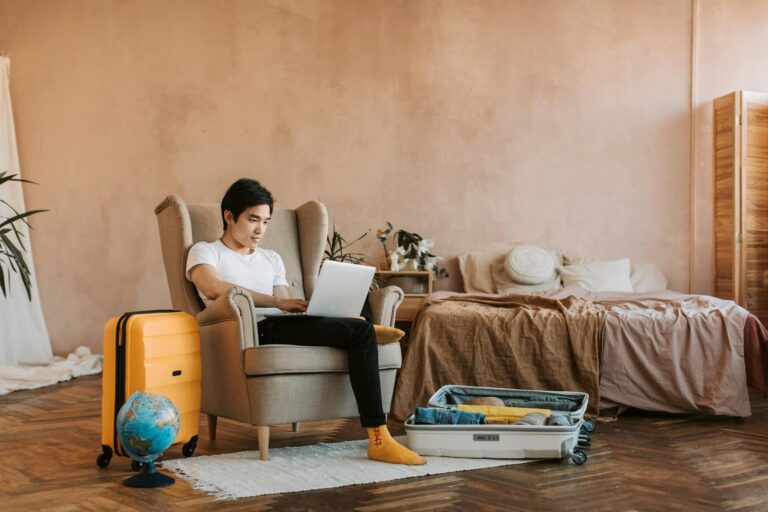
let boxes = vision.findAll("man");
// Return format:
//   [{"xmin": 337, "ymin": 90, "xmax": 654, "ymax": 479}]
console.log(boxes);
[{"xmin": 186, "ymin": 178, "xmax": 425, "ymax": 466}]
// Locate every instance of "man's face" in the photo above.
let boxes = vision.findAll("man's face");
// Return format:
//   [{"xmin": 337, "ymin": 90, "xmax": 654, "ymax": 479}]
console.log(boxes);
[{"xmin": 225, "ymin": 204, "xmax": 271, "ymax": 250}]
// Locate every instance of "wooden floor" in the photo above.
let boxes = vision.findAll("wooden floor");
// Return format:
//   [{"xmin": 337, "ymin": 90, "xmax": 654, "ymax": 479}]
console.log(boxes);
[{"xmin": 2, "ymin": 376, "xmax": 768, "ymax": 511}]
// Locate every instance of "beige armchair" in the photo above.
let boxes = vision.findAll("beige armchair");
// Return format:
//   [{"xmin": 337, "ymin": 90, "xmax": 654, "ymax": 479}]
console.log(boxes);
[{"xmin": 154, "ymin": 195, "xmax": 404, "ymax": 460}]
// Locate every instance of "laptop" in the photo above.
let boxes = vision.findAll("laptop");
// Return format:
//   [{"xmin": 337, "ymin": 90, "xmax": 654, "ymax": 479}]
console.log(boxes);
[{"xmin": 254, "ymin": 260, "xmax": 375, "ymax": 319}]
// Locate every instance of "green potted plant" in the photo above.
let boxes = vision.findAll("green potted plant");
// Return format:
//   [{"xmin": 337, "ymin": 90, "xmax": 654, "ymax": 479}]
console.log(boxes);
[
  {"xmin": 324, "ymin": 224, "xmax": 369, "ymax": 265},
  {"xmin": 0, "ymin": 171, "xmax": 46, "ymax": 299},
  {"xmin": 324, "ymin": 225, "xmax": 386, "ymax": 290},
  {"xmin": 376, "ymin": 222, "xmax": 448, "ymax": 278}
]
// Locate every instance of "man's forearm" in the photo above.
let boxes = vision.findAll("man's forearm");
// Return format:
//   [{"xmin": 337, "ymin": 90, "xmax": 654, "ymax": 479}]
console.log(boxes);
[
  {"xmin": 218, "ymin": 281, "xmax": 280, "ymax": 308},
  {"xmin": 250, "ymin": 290, "xmax": 281, "ymax": 308}
]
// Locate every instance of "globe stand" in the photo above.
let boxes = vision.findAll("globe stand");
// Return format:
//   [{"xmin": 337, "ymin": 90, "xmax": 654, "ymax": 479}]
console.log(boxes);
[{"xmin": 123, "ymin": 460, "xmax": 174, "ymax": 488}]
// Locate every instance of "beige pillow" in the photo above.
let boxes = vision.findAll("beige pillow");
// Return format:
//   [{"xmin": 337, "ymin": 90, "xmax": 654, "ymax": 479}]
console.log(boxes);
[
  {"xmin": 459, "ymin": 245, "xmax": 569, "ymax": 294},
  {"xmin": 458, "ymin": 247, "xmax": 517, "ymax": 293},
  {"xmin": 558, "ymin": 258, "xmax": 633, "ymax": 292},
  {"xmin": 492, "ymin": 259, "xmax": 563, "ymax": 294}
]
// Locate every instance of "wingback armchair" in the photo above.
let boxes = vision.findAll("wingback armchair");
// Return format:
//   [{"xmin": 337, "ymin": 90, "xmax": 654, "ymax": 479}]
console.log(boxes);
[{"xmin": 154, "ymin": 195, "xmax": 404, "ymax": 460}]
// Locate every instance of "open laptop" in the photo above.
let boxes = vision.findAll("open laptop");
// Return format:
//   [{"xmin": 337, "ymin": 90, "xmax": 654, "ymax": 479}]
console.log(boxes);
[{"xmin": 254, "ymin": 260, "xmax": 375, "ymax": 319}]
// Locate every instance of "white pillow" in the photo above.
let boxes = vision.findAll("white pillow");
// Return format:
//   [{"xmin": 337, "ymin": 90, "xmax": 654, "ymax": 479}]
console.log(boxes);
[
  {"xmin": 558, "ymin": 258, "xmax": 633, "ymax": 293},
  {"xmin": 504, "ymin": 245, "xmax": 557, "ymax": 285},
  {"xmin": 630, "ymin": 263, "xmax": 667, "ymax": 292}
]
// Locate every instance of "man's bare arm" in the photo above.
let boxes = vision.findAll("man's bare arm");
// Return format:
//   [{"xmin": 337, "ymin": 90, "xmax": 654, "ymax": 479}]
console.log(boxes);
[
  {"xmin": 273, "ymin": 285, "xmax": 291, "ymax": 300},
  {"xmin": 189, "ymin": 264, "xmax": 307, "ymax": 311}
]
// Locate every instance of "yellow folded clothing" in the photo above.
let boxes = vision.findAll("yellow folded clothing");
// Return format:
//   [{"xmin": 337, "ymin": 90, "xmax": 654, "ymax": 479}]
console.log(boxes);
[
  {"xmin": 358, "ymin": 317, "xmax": 406, "ymax": 345},
  {"xmin": 485, "ymin": 417, "xmax": 523, "ymax": 425},
  {"xmin": 373, "ymin": 325, "xmax": 405, "ymax": 345},
  {"xmin": 457, "ymin": 404, "xmax": 552, "ymax": 422}
]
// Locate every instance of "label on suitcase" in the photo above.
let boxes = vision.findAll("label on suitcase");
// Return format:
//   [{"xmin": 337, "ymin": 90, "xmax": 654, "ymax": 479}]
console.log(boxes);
[{"xmin": 97, "ymin": 310, "xmax": 201, "ymax": 468}]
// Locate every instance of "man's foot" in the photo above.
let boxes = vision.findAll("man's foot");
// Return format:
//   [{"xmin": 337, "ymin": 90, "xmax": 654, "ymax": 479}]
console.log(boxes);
[{"xmin": 367, "ymin": 425, "xmax": 426, "ymax": 465}]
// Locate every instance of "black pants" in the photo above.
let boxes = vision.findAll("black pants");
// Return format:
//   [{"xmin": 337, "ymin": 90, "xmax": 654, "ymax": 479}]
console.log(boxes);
[{"xmin": 257, "ymin": 315, "xmax": 385, "ymax": 428}]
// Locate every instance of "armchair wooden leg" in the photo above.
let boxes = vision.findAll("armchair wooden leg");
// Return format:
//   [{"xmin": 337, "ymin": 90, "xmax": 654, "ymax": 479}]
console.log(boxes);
[
  {"xmin": 257, "ymin": 426, "xmax": 270, "ymax": 461},
  {"xmin": 207, "ymin": 414, "xmax": 217, "ymax": 441},
  {"xmin": 292, "ymin": 422, "xmax": 300, "ymax": 432}
]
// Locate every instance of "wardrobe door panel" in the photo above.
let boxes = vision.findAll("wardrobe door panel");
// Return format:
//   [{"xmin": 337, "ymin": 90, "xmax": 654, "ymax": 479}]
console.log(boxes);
[
  {"xmin": 742, "ymin": 92, "xmax": 768, "ymax": 324},
  {"xmin": 714, "ymin": 92, "xmax": 740, "ymax": 302}
]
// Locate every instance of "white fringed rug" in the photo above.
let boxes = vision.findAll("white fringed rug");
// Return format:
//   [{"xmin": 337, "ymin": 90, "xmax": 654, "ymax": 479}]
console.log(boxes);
[{"xmin": 161, "ymin": 437, "xmax": 529, "ymax": 499}]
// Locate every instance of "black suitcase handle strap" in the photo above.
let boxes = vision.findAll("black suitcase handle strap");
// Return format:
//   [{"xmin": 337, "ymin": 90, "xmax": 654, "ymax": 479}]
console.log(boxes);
[{"xmin": 112, "ymin": 309, "xmax": 177, "ymax": 456}]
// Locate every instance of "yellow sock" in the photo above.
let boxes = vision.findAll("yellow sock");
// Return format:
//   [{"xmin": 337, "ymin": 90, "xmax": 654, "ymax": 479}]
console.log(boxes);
[
  {"xmin": 367, "ymin": 425, "xmax": 426, "ymax": 465},
  {"xmin": 373, "ymin": 325, "xmax": 405, "ymax": 345}
]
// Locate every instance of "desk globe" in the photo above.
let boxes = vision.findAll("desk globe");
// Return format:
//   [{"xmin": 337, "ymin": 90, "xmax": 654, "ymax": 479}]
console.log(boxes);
[{"xmin": 116, "ymin": 391, "xmax": 180, "ymax": 488}]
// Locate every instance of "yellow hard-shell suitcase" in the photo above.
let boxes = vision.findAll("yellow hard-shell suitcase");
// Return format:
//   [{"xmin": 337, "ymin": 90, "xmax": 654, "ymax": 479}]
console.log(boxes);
[{"xmin": 97, "ymin": 310, "xmax": 201, "ymax": 468}]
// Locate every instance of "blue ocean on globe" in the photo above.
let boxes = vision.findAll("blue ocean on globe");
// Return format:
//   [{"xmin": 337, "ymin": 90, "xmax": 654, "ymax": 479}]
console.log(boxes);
[{"xmin": 116, "ymin": 391, "xmax": 180, "ymax": 463}]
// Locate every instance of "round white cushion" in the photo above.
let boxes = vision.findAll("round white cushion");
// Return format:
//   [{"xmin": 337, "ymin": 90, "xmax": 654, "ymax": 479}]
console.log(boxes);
[{"xmin": 505, "ymin": 245, "xmax": 556, "ymax": 285}]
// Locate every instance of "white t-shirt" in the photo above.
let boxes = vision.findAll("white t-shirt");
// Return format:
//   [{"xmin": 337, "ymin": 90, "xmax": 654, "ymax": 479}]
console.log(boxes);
[{"xmin": 185, "ymin": 240, "xmax": 289, "ymax": 305}]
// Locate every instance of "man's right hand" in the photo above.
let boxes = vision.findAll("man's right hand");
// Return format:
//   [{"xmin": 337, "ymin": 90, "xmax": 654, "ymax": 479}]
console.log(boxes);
[{"xmin": 277, "ymin": 298, "xmax": 309, "ymax": 313}]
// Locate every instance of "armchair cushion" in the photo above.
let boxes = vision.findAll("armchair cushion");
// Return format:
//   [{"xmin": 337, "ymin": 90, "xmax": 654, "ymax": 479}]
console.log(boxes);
[{"xmin": 244, "ymin": 343, "xmax": 402, "ymax": 376}]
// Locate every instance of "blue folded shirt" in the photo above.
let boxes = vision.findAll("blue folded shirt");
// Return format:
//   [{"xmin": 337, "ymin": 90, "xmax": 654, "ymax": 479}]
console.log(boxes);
[{"xmin": 414, "ymin": 407, "xmax": 487, "ymax": 425}]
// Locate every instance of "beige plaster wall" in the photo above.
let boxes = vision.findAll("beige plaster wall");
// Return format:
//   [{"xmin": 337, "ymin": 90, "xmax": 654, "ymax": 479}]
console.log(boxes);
[
  {"xmin": 691, "ymin": 0, "xmax": 768, "ymax": 294},
  {"xmin": 1, "ymin": 0, "xmax": 695, "ymax": 355}
]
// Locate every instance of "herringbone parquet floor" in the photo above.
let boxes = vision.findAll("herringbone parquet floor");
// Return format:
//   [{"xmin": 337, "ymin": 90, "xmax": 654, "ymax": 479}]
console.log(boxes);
[{"xmin": 1, "ymin": 375, "xmax": 767, "ymax": 511}]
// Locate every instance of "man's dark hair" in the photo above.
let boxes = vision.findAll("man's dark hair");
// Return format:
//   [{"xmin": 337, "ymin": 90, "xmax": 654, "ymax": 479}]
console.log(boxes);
[{"xmin": 221, "ymin": 178, "xmax": 274, "ymax": 231}]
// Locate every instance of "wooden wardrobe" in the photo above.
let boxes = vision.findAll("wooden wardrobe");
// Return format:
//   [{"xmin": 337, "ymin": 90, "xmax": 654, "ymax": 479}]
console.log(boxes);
[{"xmin": 714, "ymin": 90, "xmax": 768, "ymax": 325}]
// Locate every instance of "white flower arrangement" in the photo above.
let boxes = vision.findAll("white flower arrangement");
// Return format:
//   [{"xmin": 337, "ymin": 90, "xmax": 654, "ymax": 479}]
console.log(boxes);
[{"xmin": 376, "ymin": 222, "xmax": 448, "ymax": 277}]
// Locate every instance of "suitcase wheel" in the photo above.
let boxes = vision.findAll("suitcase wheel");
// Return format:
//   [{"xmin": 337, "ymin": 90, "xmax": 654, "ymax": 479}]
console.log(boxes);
[
  {"xmin": 96, "ymin": 446, "xmax": 113, "ymax": 468},
  {"xmin": 182, "ymin": 435, "xmax": 198, "ymax": 457},
  {"xmin": 571, "ymin": 449, "xmax": 587, "ymax": 465},
  {"xmin": 582, "ymin": 420, "xmax": 596, "ymax": 433}
]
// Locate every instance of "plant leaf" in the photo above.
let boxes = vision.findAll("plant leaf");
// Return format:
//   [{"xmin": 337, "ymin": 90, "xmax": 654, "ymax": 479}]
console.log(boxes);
[
  {"xmin": 1, "ymin": 233, "xmax": 33, "ymax": 298},
  {"xmin": 0, "ymin": 260, "xmax": 6, "ymax": 297},
  {"xmin": 0, "ymin": 209, "xmax": 48, "ymax": 230},
  {"xmin": 0, "ymin": 172, "xmax": 37, "ymax": 186},
  {"xmin": 324, "ymin": 227, "xmax": 370, "ymax": 264},
  {"xmin": 0, "ymin": 199, "xmax": 45, "ymax": 234}
]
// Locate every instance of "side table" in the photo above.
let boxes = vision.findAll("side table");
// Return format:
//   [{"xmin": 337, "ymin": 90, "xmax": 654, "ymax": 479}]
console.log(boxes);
[{"xmin": 375, "ymin": 270, "xmax": 434, "ymax": 322}]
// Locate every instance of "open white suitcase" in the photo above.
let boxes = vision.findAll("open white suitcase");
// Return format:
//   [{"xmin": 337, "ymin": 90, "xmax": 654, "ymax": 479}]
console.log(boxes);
[{"xmin": 404, "ymin": 385, "xmax": 594, "ymax": 465}]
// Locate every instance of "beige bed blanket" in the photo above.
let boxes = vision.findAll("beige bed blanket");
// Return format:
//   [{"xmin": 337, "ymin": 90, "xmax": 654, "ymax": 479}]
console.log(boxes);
[
  {"xmin": 391, "ymin": 288, "xmax": 751, "ymax": 420},
  {"xmin": 391, "ymin": 291, "xmax": 605, "ymax": 420},
  {"xmin": 596, "ymin": 290, "xmax": 750, "ymax": 417}
]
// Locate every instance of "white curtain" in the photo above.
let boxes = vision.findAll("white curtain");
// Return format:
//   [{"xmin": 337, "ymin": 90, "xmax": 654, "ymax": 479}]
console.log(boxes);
[{"xmin": 0, "ymin": 56, "xmax": 53, "ymax": 366}]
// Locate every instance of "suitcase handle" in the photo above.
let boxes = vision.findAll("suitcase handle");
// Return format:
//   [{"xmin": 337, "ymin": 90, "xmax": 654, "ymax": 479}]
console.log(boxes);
[{"xmin": 112, "ymin": 309, "xmax": 177, "ymax": 456}]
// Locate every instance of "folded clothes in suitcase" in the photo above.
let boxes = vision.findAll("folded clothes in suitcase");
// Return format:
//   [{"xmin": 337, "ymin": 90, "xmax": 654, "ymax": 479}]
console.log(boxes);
[
  {"xmin": 97, "ymin": 310, "xmax": 201, "ymax": 469},
  {"xmin": 405, "ymin": 385, "xmax": 592, "ymax": 465}
]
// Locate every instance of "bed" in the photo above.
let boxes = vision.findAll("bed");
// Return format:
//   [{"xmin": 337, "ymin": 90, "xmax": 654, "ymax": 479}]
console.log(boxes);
[{"xmin": 390, "ymin": 248, "xmax": 768, "ymax": 420}]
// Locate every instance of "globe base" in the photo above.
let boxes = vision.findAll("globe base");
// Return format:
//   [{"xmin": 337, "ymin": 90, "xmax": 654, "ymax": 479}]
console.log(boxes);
[{"xmin": 123, "ymin": 460, "xmax": 175, "ymax": 488}]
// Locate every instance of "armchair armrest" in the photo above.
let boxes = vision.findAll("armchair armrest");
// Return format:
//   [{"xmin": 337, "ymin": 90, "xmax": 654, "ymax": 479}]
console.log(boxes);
[
  {"xmin": 367, "ymin": 285, "xmax": 404, "ymax": 327},
  {"xmin": 197, "ymin": 286, "xmax": 259, "ymax": 348},
  {"xmin": 195, "ymin": 287, "xmax": 259, "ymax": 423}
]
